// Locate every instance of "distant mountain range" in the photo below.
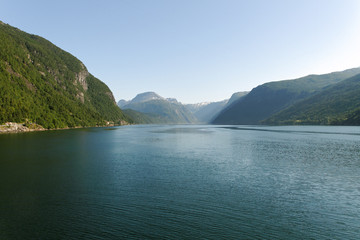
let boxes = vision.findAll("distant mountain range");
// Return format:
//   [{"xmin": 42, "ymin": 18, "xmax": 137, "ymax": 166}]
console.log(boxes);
[
  {"xmin": 184, "ymin": 100, "xmax": 228, "ymax": 123},
  {"xmin": 118, "ymin": 92, "xmax": 196, "ymax": 124},
  {"xmin": 212, "ymin": 68, "xmax": 360, "ymax": 125},
  {"xmin": 184, "ymin": 92, "xmax": 248, "ymax": 123},
  {"xmin": 0, "ymin": 21, "xmax": 130, "ymax": 129},
  {"xmin": 118, "ymin": 92, "xmax": 247, "ymax": 124},
  {"xmin": 120, "ymin": 69, "xmax": 360, "ymax": 127}
]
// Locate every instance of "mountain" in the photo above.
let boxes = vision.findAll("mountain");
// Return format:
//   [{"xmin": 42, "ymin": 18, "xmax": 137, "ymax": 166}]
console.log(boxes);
[
  {"xmin": 121, "ymin": 109, "xmax": 164, "ymax": 124},
  {"xmin": 183, "ymin": 92, "xmax": 248, "ymax": 123},
  {"xmin": 0, "ymin": 21, "xmax": 131, "ymax": 129},
  {"xmin": 185, "ymin": 100, "xmax": 228, "ymax": 123},
  {"xmin": 207, "ymin": 91, "xmax": 248, "ymax": 123},
  {"xmin": 118, "ymin": 92, "xmax": 196, "ymax": 124},
  {"xmin": 192, "ymin": 100, "xmax": 227, "ymax": 123},
  {"xmin": 226, "ymin": 91, "xmax": 249, "ymax": 106},
  {"xmin": 131, "ymin": 91, "xmax": 164, "ymax": 103},
  {"xmin": 184, "ymin": 102, "xmax": 210, "ymax": 114},
  {"xmin": 263, "ymin": 73, "xmax": 360, "ymax": 125},
  {"xmin": 212, "ymin": 68, "xmax": 360, "ymax": 125},
  {"xmin": 166, "ymin": 98, "xmax": 179, "ymax": 104},
  {"xmin": 117, "ymin": 99, "xmax": 129, "ymax": 108}
]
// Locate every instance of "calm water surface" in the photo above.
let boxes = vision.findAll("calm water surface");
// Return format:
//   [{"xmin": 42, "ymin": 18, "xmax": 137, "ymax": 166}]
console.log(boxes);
[{"xmin": 0, "ymin": 125, "xmax": 359, "ymax": 239}]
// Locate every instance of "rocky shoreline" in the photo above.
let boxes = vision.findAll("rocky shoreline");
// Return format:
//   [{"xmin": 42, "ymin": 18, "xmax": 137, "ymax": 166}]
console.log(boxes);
[
  {"xmin": 0, "ymin": 121, "xmax": 131, "ymax": 134},
  {"xmin": 0, "ymin": 122, "xmax": 45, "ymax": 134}
]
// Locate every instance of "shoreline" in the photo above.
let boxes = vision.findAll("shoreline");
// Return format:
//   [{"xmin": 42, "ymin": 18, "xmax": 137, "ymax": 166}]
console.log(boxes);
[
  {"xmin": 0, "ymin": 121, "xmax": 129, "ymax": 134},
  {"xmin": 0, "ymin": 122, "xmax": 45, "ymax": 134}
]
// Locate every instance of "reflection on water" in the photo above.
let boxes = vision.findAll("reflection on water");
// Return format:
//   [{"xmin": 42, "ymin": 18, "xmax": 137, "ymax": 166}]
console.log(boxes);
[
  {"xmin": 151, "ymin": 126, "xmax": 213, "ymax": 134},
  {"xmin": 0, "ymin": 125, "xmax": 360, "ymax": 239}
]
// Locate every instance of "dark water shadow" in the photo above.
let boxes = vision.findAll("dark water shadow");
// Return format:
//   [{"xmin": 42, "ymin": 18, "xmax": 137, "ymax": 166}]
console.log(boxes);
[{"xmin": 220, "ymin": 126, "xmax": 360, "ymax": 136}]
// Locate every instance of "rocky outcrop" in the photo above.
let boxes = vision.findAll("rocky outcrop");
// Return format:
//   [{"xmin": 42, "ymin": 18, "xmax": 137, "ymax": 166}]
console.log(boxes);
[
  {"xmin": 73, "ymin": 65, "xmax": 89, "ymax": 103},
  {"xmin": 76, "ymin": 65, "xmax": 89, "ymax": 91},
  {"xmin": 0, "ymin": 122, "xmax": 45, "ymax": 134},
  {"xmin": 105, "ymin": 91, "xmax": 117, "ymax": 104}
]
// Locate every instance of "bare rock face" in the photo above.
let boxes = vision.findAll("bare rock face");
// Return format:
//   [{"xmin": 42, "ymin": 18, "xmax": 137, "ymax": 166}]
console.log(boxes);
[
  {"xmin": 76, "ymin": 64, "xmax": 89, "ymax": 91},
  {"xmin": 0, "ymin": 122, "xmax": 45, "ymax": 134},
  {"xmin": 76, "ymin": 92, "xmax": 85, "ymax": 103},
  {"xmin": 74, "ymin": 64, "xmax": 89, "ymax": 103},
  {"xmin": 106, "ymin": 92, "xmax": 117, "ymax": 105}
]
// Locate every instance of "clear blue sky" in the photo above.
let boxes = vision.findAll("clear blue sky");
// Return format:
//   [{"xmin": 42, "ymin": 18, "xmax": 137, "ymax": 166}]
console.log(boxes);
[{"xmin": 1, "ymin": 0, "xmax": 360, "ymax": 103}]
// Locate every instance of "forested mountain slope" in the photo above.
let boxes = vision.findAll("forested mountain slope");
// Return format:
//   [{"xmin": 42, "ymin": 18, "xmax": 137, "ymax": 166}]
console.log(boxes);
[
  {"xmin": 212, "ymin": 68, "xmax": 360, "ymax": 125},
  {"xmin": 263, "ymin": 73, "xmax": 360, "ymax": 125},
  {"xmin": 0, "ymin": 21, "xmax": 130, "ymax": 129}
]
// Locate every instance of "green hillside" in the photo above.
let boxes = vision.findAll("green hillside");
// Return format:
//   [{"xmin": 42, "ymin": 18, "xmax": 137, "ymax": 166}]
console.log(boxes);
[
  {"xmin": 263, "ymin": 73, "xmax": 360, "ymax": 125},
  {"xmin": 0, "ymin": 21, "xmax": 131, "ymax": 129},
  {"xmin": 212, "ymin": 68, "xmax": 360, "ymax": 125},
  {"xmin": 122, "ymin": 109, "xmax": 164, "ymax": 124},
  {"xmin": 122, "ymin": 99, "xmax": 196, "ymax": 124}
]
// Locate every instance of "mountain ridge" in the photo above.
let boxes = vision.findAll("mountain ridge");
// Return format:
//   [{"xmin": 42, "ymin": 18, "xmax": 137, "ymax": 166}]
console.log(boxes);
[
  {"xmin": 118, "ymin": 92, "xmax": 196, "ymax": 124},
  {"xmin": 263, "ymin": 73, "xmax": 360, "ymax": 125},
  {"xmin": 119, "ymin": 92, "xmax": 249, "ymax": 124},
  {"xmin": 212, "ymin": 68, "xmax": 360, "ymax": 125}
]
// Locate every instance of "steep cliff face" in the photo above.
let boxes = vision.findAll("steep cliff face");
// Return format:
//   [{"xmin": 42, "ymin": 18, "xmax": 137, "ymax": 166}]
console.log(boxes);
[{"xmin": 0, "ymin": 21, "xmax": 130, "ymax": 128}]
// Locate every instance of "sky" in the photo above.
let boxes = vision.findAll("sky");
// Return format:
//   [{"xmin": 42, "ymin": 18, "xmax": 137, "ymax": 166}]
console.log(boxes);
[{"xmin": 1, "ymin": 0, "xmax": 360, "ymax": 103}]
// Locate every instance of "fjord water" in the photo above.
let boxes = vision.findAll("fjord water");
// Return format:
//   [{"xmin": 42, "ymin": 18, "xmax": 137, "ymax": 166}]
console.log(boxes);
[{"xmin": 0, "ymin": 125, "xmax": 359, "ymax": 239}]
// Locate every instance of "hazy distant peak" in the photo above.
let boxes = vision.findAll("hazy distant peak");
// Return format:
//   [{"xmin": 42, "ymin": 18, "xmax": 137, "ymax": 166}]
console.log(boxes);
[
  {"xmin": 166, "ymin": 98, "xmax": 179, "ymax": 104},
  {"xmin": 117, "ymin": 99, "xmax": 129, "ymax": 108},
  {"xmin": 196, "ymin": 102, "xmax": 212, "ymax": 107},
  {"xmin": 131, "ymin": 92, "xmax": 164, "ymax": 103},
  {"xmin": 227, "ymin": 91, "xmax": 249, "ymax": 105}
]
